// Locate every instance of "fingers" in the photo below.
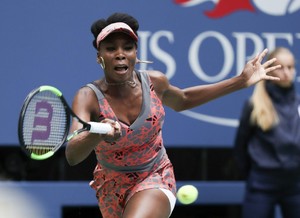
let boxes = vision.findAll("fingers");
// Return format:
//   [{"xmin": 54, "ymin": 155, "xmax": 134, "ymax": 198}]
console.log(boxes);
[
  {"xmin": 262, "ymin": 56, "xmax": 281, "ymax": 76},
  {"xmin": 263, "ymin": 75, "xmax": 280, "ymax": 81},
  {"xmin": 265, "ymin": 65, "xmax": 282, "ymax": 74},
  {"xmin": 262, "ymin": 58, "xmax": 277, "ymax": 68},
  {"xmin": 100, "ymin": 119, "xmax": 122, "ymax": 142},
  {"xmin": 249, "ymin": 48, "xmax": 268, "ymax": 65},
  {"xmin": 263, "ymin": 63, "xmax": 281, "ymax": 81},
  {"xmin": 111, "ymin": 121, "xmax": 122, "ymax": 138},
  {"xmin": 112, "ymin": 120, "xmax": 121, "ymax": 130},
  {"xmin": 248, "ymin": 53, "xmax": 259, "ymax": 66},
  {"xmin": 257, "ymin": 48, "xmax": 268, "ymax": 64}
]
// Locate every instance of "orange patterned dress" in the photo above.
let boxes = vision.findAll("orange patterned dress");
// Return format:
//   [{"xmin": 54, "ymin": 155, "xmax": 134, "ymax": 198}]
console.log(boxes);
[{"xmin": 88, "ymin": 71, "xmax": 176, "ymax": 218}]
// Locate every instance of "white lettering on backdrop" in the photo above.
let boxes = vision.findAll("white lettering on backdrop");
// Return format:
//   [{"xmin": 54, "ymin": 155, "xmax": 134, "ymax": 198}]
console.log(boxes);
[{"xmin": 137, "ymin": 30, "xmax": 300, "ymax": 126}]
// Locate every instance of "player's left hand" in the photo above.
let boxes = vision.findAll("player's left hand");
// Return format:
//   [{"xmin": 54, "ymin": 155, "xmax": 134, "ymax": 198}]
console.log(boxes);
[{"xmin": 240, "ymin": 48, "xmax": 281, "ymax": 87}]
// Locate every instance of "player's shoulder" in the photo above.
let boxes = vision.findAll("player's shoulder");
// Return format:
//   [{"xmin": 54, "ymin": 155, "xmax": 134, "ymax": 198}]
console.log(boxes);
[
  {"xmin": 146, "ymin": 70, "xmax": 165, "ymax": 77},
  {"xmin": 145, "ymin": 70, "xmax": 168, "ymax": 84},
  {"xmin": 75, "ymin": 81, "xmax": 100, "ymax": 100},
  {"xmin": 73, "ymin": 81, "xmax": 100, "ymax": 114},
  {"xmin": 142, "ymin": 70, "xmax": 170, "ymax": 96}
]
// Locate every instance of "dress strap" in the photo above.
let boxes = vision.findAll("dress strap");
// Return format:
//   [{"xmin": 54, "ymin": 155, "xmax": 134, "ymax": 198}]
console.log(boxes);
[{"xmin": 86, "ymin": 83, "xmax": 104, "ymax": 102}]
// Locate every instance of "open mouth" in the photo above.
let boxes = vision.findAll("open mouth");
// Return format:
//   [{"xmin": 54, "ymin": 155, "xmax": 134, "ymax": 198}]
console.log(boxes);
[{"xmin": 114, "ymin": 65, "xmax": 128, "ymax": 74}]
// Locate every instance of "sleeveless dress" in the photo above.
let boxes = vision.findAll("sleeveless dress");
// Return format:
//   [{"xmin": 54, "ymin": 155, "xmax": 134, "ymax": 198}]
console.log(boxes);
[{"xmin": 88, "ymin": 70, "xmax": 176, "ymax": 218}]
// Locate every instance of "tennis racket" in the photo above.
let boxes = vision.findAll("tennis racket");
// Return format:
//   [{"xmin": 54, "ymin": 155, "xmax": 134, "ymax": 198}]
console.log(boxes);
[{"xmin": 18, "ymin": 85, "xmax": 112, "ymax": 160}]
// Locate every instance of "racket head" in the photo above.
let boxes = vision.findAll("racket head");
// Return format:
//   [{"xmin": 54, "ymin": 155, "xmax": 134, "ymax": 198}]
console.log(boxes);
[{"xmin": 18, "ymin": 85, "xmax": 70, "ymax": 160}]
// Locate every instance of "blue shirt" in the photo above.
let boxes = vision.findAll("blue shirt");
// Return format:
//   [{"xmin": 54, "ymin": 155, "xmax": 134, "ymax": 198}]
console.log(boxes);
[{"xmin": 234, "ymin": 82, "xmax": 300, "ymax": 177}]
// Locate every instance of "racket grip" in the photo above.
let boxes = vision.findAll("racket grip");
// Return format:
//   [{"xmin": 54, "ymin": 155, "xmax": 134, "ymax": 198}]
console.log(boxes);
[{"xmin": 88, "ymin": 122, "xmax": 112, "ymax": 134}]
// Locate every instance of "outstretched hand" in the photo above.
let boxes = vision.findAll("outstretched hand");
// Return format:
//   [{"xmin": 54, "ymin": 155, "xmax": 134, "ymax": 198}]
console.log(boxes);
[{"xmin": 241, "ymin": 48, "xmax": 281, "ymax": 87}]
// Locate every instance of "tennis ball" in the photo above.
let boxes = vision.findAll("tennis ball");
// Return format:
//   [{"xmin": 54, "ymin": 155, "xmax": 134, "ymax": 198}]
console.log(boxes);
[{"xmin": 176, "ymin": 185, "xmax": 198, "ymax": 205}]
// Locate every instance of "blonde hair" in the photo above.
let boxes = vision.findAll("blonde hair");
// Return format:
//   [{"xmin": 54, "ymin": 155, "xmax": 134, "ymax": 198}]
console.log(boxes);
[
  {"xmin": 249, "ymin": 47, "xmax": 292, "ymax": 131},
  {"xmin": 250, "ymin": 81, "xmax": 279, "ymax": 131}
]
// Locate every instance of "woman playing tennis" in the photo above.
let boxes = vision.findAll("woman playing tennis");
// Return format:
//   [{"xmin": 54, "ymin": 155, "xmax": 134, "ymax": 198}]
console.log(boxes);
[{"xmin": 65, "ymin": 12, "xmax": 281, "ymax": 218}]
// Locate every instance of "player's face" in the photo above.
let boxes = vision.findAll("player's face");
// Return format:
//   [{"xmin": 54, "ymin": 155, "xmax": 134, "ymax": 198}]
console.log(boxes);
[
  {"xmin": 98, "ymin": 33, "xmax": 137, "ymax": 81},
  {"xmin": 269, "ymin": 51, "xmax": 296, "ymax": 88}
]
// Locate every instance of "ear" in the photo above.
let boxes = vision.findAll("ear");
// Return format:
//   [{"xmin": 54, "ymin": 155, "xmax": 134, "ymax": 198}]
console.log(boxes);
[{"xmin": 96, "ymin": 53, "xmax": 101, "ymax": 64}]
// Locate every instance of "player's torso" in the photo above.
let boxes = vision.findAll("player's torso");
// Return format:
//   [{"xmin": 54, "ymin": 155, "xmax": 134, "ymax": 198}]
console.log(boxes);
[{"xmin": 94, "ymin": 71, "xmax": 166, "ymax": 168}]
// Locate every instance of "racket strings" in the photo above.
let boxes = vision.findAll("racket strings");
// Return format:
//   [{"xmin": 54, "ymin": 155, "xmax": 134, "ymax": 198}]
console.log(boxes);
[
  {"xmin": 21, "ymin": 90, "xmax": 68, "ymax": 153},
  {"xmin": 26, "ymin": 145, "xmax": 55, "ymax": 155}
]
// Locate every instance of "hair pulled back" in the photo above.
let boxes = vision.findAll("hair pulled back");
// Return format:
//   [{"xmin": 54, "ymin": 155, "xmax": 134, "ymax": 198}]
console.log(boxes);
[{"xmin": 91, "ymin": 12, "xmax": 139, "ymax": 49}]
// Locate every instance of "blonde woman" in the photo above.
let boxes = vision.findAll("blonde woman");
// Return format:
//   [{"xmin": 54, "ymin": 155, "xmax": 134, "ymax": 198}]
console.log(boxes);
[{"xmin": 234, "ymin": 47, "xmax": 299, "ymax": 218}]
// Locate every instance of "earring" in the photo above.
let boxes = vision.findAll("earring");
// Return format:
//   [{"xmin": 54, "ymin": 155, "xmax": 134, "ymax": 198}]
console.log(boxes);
[
  {"xmin": 136, "ymin": 58, "xmax": 153, "ymax": 64},
  {"xmin": 98, "ymin": 56, "xmax": 105, "ymax": 69}
]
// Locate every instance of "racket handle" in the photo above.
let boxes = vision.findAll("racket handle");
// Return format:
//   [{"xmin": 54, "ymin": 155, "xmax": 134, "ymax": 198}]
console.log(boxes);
[{"xmin": 88, "ymin": 122, "xmax": 112, "ymax": 134}]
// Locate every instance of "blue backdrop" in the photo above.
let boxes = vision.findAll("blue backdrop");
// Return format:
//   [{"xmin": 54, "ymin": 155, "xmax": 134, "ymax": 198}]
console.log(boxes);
[{"xmin": 1, "ymin": 0, "xmax": 300, "ymax": 147}]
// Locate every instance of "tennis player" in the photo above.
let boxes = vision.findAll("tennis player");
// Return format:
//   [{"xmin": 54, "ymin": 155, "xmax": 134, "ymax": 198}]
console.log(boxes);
[{"xmin": 65, "ymin": 12, "xmax": 281, "ymax": 218}]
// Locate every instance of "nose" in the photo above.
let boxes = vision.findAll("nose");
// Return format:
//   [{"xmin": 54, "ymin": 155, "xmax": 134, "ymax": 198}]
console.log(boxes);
[
  {"xmin": 282, "ymin": 66, "xmax": 292, "ymax": 76},
  {"xmin": 280, "ymin": 66, "xmax": 295, "ymax": 82},
  {"xmin": 115, "ymin": 47, "xmax": 125, "ymax": 60}
]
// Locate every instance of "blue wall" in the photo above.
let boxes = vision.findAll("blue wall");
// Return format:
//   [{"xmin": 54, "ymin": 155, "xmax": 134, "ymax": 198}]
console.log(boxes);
[{"xmin": 1, "ymin": 0, "xmax": 300, "ymax": 147}]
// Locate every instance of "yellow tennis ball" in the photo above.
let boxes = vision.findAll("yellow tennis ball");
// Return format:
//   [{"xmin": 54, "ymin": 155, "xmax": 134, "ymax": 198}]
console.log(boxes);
[{"xmin": 176, "ymin": 185, "xmax": 198, "ymax": 205}]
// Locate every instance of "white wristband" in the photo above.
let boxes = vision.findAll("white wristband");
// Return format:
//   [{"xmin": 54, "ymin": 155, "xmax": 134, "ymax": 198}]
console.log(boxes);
[{"xmin": 88, "ymin": 122, "xmax": 112, "ymax": 134}]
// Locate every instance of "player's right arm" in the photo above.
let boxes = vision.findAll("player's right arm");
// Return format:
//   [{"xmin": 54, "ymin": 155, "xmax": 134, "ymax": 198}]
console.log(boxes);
[
  {"xmin": 66, "ymin": 86, "xmax": 122, "ymax": 166},
  {"xmin": 65, "ymin": 86, "xmax": 103, "ymax": 165}
]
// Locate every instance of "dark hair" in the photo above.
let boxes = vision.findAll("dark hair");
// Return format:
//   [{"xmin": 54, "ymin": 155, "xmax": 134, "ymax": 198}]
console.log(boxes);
[{"xmin": 91, "ymin": 12, "xmax": 139, "ymax": 49}]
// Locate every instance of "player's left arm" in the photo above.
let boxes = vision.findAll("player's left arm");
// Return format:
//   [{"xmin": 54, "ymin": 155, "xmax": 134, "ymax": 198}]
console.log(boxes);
[
  {"xmin": 150, "ymin": 49, "xmax": 281, "ymax": 112},
  {"xmin": 150, "ymin": 70, "xmax": 245, "ymax": 112}
]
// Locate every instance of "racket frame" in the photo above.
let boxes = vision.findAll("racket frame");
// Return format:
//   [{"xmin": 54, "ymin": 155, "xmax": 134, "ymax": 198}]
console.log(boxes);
[
  {"xmin": 18, "ymin": 85, "xmax": 110, "ymax": 160},
  {"xmin": 18, "ymin": 86, "xmax": 71, "ymax": 160}
]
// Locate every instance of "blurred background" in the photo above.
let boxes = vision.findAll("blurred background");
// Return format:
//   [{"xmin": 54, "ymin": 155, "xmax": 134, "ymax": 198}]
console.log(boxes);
[{"xmin": 0, "ymin": 0, "xmax": 299, "ymax": 217}]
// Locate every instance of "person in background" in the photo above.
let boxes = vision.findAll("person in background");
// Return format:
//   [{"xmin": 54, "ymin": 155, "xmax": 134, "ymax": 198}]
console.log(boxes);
[
  {"xmin": 65, "ymin": 12, "xmax": 281, "ymax": 218},
  {"xmin": 234, "ymin": 47, "xmax": 300, "ymax": 218}
]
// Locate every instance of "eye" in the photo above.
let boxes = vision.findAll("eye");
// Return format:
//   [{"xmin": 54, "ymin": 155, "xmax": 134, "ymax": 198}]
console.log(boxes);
[
  {"xmin": 124, "ymin": 44, "xmax": 135, "ymax": 51},
  {"xmin": 106, "ymin": 46, "xmax": 115, "ymax": 51},
  {"xmin": 288, "ymin": 65, "xmax": 295, "ymax": 70}
]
